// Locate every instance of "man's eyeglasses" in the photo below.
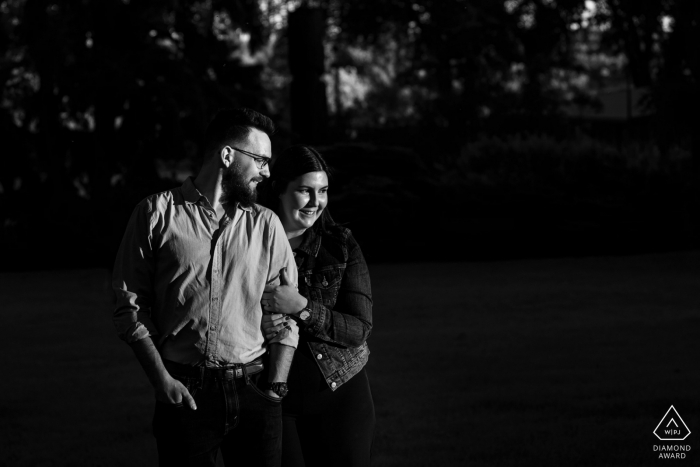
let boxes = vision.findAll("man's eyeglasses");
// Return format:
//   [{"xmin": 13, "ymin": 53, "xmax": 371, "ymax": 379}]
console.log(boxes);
[{"xmin": 229, "ymin": 146, "xmax": 270, "ymax": 169}]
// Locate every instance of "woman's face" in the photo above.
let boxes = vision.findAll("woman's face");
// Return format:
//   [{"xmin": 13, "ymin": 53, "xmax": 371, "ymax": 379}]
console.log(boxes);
[{"xmin": 278, "ymin": 171, "xmax": 329, "ymax": 233}]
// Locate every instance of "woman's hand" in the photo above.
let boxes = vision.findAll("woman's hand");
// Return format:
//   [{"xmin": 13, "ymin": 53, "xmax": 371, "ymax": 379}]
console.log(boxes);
[
  {"xmin": 262, "ymin": 267, "xmax": 308, "ymax": 315},
  {"xmin": 261, "ymin": 313, "xmax": 292, "ymax": 340}
]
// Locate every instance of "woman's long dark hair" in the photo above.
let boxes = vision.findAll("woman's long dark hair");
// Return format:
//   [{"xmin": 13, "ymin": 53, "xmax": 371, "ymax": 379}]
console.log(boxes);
[{"xmin": 262, "ymin": 145, "xmax": 335, "ymax": 230}]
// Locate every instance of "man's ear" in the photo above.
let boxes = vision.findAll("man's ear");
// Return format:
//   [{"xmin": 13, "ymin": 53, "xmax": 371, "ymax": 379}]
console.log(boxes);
[{"xmin": 221, "ymin": 146, "xmax": 233, "ymax": 167}]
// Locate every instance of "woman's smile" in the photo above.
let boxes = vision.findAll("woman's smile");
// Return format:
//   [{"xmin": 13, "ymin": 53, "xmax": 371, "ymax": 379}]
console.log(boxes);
[{"xmin": 279, "ymin": 171, "xmax": 329, "ymax": 234}]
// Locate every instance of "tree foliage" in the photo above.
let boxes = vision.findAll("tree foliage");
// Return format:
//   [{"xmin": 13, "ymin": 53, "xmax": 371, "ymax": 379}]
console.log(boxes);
[
  {"xmin": 0, "ymin": 0, "xmax": 277, "ymax": 268},
  {"xmin": 314, "ymin": 0, "xmax": 695, "ymax": 141},
  {"xmin": 1, "ymin": 0, "xmax": 272, "ymax": 204},
  {"xmin": 0, "ymin": 0, "xmax": 697, "ymax": 268},
  {"xmin": 317, "ymin": 0, "xmax": 593, "ymax": 129}
]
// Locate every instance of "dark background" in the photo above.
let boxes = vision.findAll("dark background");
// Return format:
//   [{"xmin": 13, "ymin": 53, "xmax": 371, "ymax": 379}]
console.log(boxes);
[
  {"xmin": 1, "ymin": 0, "xmax": 698, "ymax": 269},
  {"xmin": 1, "ymin": 2, "xmax": 700, "ymax": 466}
]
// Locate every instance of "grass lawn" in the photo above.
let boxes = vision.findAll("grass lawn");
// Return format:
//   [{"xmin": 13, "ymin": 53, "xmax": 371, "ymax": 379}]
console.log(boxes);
[{"xmin": 1, "ymin": 252, "xmax": 699, "ymax": 466}]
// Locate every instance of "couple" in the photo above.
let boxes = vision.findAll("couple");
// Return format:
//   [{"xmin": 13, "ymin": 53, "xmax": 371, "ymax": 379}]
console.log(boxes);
[{"xmin": 112, "ymin": 108, "xmax": 374, "ymax": 467}]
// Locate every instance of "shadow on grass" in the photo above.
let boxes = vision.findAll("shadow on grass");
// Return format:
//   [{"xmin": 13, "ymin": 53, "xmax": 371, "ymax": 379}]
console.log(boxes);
[{"xmin": 1, "ymin": 252, "xmax": 699, "ymax": 466}]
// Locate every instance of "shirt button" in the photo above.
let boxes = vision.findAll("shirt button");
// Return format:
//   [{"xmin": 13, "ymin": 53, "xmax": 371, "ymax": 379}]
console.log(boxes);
[
  {"xmin": 316, "ymin": 354, "xmax": 323, "ymax": 360},
  {"xmin": 211, "ymin": 325, "xmax": 217, "ymax": 331},
  {"xmin": 331, "ymin": 382, "xmax": 337, "ymax": 388}
]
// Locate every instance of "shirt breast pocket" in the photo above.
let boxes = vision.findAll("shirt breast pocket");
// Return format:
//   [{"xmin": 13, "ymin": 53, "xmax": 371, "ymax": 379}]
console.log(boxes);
[{"xmin": 304, "ymin": 265, "xmax": 345, "ymax": 307}]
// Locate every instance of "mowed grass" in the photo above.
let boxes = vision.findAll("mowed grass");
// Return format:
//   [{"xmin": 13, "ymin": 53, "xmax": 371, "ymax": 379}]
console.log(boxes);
[{"xmin": 1, "ymin": 252, "xmax": 699, "ymax": 466}]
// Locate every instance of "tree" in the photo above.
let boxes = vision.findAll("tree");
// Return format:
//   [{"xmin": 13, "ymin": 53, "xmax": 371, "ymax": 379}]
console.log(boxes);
[{"xmin": 0, "ymin": 0, "xmax": 275, "ymax": 267}]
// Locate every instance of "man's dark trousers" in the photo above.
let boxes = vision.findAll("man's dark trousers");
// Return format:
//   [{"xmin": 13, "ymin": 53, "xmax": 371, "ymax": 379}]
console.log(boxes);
[{"xmin": 153, "ymin": 363, "xmax": 283, "ymax": 467}]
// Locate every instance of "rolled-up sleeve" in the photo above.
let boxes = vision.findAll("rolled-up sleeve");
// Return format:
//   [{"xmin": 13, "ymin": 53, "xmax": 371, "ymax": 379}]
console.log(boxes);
[
  {"xmin": 112, "ymin": 202, "xmax": 159, "ymax": 343},
  {"xmin": 265, "ymin": 215, "xmax": 299, "ymax": 348}
]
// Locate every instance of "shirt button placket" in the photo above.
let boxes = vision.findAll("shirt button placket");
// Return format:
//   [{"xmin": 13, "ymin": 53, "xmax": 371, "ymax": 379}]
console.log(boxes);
[{"xmin": 210, "ymin": 243, "xmax": 222, "ymax": 359}]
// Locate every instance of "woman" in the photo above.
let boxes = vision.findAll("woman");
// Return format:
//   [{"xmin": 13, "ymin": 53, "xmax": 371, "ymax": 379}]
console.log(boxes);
[{"xmin": 261, "ymin": 145, "xmax": 375, "ymax": 467}]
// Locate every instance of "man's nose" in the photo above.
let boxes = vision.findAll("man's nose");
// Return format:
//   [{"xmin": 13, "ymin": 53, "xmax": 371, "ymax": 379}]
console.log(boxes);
[{"xmin": 260, "ymin": 164, "xmax": 270, "ymax": 178}]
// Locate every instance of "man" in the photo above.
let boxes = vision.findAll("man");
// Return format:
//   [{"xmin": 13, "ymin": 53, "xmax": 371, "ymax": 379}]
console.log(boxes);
[{"xmin": 112, "ymin": 108, "xmax": 297, "ymax": 466}]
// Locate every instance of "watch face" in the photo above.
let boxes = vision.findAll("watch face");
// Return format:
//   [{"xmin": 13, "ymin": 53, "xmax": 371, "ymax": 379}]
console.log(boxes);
[
  {"xmin": 271, "ymin": 382, "xmax": 288, "ymax": 398},
  {"xmin": 299, "ymin": 310, "xmax": 310, "ymax": 321}
]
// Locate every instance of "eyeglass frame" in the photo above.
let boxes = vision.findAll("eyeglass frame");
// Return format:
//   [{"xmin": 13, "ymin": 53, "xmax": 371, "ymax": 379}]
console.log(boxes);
[{"xmin": 228, "ymin": 146, "xmax": 271, "ymax": 169}]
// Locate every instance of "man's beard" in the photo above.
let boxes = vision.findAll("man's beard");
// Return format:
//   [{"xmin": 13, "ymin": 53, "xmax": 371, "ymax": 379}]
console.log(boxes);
[{"xmin": 221, "ymin": 160, "xmax": 261, "ymax": 208}]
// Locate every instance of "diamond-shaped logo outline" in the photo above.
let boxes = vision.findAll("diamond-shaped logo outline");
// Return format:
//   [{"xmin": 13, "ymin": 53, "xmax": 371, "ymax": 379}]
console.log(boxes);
[{"xmin": 653, "ymin": 405, "xmax": 691, "ymax": 441}]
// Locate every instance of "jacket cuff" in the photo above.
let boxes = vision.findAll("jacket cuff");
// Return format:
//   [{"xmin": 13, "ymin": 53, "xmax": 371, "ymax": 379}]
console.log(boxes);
[{"xmin": 304, "ymin": 299, "xmax": 326, "ymax": 336}]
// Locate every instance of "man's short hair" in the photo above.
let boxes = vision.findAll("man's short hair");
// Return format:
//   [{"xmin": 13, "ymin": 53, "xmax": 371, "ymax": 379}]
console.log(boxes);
[{"xmin": 204, "ymin": 108, "xmax": 275, "ymax": 157}]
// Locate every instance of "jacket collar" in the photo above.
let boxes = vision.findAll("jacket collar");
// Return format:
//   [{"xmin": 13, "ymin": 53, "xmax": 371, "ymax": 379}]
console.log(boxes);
[{"xmin": 296, "ymin": 224, "xmax": 323, "ymax": 257}]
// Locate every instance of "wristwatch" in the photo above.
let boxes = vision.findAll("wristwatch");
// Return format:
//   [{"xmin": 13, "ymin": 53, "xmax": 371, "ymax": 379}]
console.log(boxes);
[
  {"xmin": 269, "ymin": 382, "xmax": 289, "ymax": 398},
  {"xmin": 297, "ymin": 305, "xmax": 312, "ymax": 322}
]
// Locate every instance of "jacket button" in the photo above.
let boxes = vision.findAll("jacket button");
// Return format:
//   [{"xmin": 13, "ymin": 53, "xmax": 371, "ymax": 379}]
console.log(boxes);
[
  {"xmin": 331, "ymin": 382, "xmax": 337, "ymax": 388},
  {"xmin": 316, "ymin": 354, "xmax": 323, "ymax": 360}
]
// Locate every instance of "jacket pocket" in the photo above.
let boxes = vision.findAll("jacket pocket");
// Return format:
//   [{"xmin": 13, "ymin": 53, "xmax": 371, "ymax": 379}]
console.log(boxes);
[{"xmin": 307, "ymin": 265, "xmax": 345, "ymax": 306}]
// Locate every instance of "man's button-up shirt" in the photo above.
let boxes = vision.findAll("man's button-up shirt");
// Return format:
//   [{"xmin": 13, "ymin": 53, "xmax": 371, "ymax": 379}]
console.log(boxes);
[{"xmin": 112, "ymin": 178, "xmax": 298, "ymax": 367}]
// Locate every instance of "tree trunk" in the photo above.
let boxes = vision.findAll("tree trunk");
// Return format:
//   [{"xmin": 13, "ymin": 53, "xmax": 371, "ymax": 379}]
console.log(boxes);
[{"xmin": 288, "ymin": 6, "xmax": 328, "ymax": 144}]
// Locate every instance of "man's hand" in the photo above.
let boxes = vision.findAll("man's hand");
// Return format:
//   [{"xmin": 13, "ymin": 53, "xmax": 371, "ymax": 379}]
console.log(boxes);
[
  {"xmin": 129, "ymin": 337, "xmax": 197, "ymax": 410},
  {"xmin": 262, "ymin": 267, "xmax": 308, "ymax": 315},
  {"xmin": 262, "ymin": 313, "xmax": 292, "ymax": 340},
  {"xmin": 155, "ymin": 373, "xmax": 197, "ymax": 410}
]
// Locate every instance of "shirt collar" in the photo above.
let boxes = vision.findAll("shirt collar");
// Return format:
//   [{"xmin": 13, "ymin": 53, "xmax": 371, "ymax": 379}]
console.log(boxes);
[
  {"xmin": 181, "ymin": 177, "xmax": 253, "ymax": 212},
  {"xmin": 181, "ymin": 177, "xmax": 204, "ymax": 204}
]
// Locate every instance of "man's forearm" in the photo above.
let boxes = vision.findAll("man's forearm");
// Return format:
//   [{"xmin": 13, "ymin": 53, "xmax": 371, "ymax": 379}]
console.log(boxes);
[
  {"xmin": 268, "ymin": 343, "xmax": 295, "ymax": 382},
  {"xmin": 129, "ymin": 336, "xmax": 169, "ymax": 388}
]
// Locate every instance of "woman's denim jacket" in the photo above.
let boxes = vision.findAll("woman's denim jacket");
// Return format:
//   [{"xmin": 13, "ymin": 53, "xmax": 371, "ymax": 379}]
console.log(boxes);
[{"xmin": 294, "ymin": 222, "xmax": 372, "ymax": 391}]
